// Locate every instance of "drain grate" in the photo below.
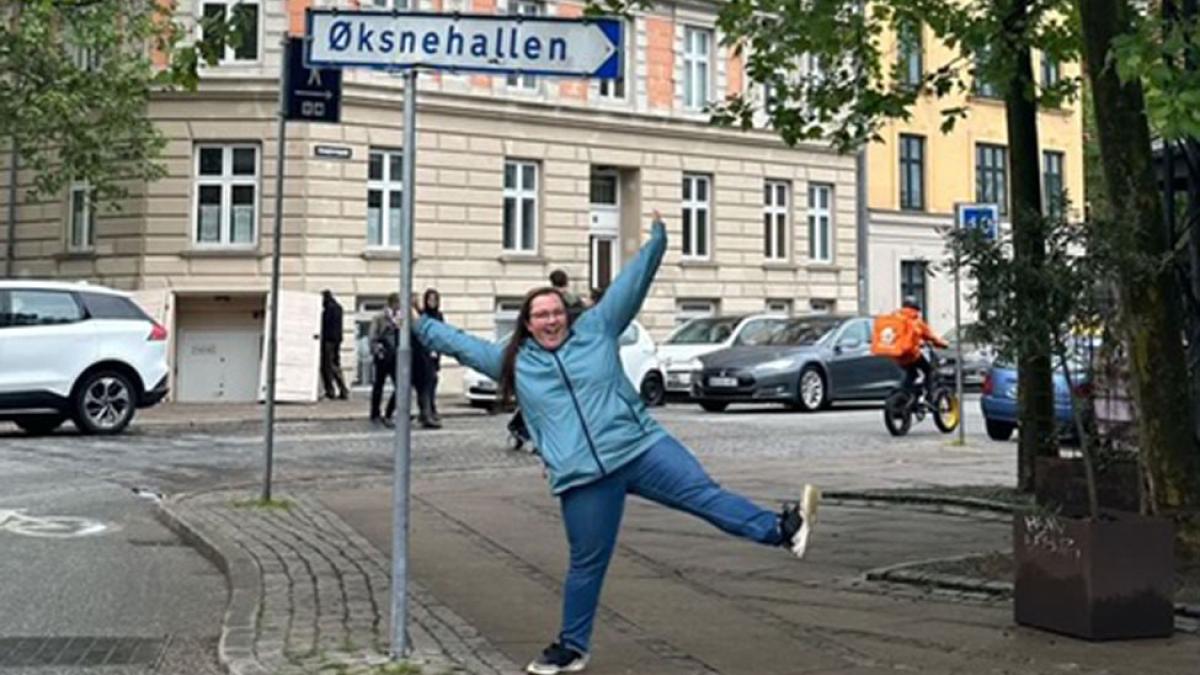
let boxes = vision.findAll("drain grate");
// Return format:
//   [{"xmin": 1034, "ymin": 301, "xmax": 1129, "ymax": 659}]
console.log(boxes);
[{"xmin": 0, "ymin": 636, "xmax": 166, "ymax": 667}]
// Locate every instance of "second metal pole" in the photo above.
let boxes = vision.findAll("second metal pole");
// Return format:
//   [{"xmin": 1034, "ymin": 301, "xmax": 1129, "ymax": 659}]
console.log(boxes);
[
  {"xmin": 262, "ymin": 36, "xmax": 291, "ymax": 502},
  {"xmin": 390, "ymin": 68, "xmax": 418, "ymax": 660}
]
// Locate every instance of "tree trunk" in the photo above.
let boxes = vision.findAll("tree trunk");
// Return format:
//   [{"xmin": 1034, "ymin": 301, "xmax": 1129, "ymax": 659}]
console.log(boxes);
[
  {"xmin": 1078, "ymin": 0, "xmax": 1200, "ymax": 516},
  {"xmin": 997, "ymin": 0, "xmax": 1057, "ymax": 492}
]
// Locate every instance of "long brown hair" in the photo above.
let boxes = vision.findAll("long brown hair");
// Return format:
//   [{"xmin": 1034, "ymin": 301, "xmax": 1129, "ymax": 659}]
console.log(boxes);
[{"xmin": 498, "ymin": 287, "xmax": 565, "ymax": 407}]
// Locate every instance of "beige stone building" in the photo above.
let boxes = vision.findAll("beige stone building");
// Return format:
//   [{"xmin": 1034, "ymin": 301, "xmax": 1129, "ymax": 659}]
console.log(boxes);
[{"xmin": 0, "ymin": 0, "xmax": 861, "ymax": 402}]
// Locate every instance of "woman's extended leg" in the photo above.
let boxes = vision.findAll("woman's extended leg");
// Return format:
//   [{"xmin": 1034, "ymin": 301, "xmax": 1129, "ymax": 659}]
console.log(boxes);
[
  {"xmin": 626, "ymin": 435, "xmax": 814, "ymax": 548},
  {"xmin": 556, "ymin": 473, "xmax": 627, "ymax": 654}
]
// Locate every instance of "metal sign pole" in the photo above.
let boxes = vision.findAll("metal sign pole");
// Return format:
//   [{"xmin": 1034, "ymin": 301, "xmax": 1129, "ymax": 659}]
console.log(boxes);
[
  {"xmin": 262, "ymin": 36, "xmax": 291, "ymax": 502},
  {"xmin": 5, "ymin": 142, "xmax": 16, "ymax": 279},
  {"xmin": 390, "ymin": 68, "xmax": 418, "ymax": 660},
  {"xmin": 950, "ymin": 205, "xmax": 969, "ymax": 446}
]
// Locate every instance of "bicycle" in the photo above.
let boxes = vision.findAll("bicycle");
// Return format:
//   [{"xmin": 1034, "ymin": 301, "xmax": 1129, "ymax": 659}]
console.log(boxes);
[{"xmin": 883, "ymin": 348, "xmax": 961, "ymax": 437}]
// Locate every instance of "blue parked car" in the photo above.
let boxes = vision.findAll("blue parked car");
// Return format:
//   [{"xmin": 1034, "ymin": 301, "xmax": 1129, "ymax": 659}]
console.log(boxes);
[{"xmin": 980, "ymin": 349, "xmax": 1097, "ymax": 441}]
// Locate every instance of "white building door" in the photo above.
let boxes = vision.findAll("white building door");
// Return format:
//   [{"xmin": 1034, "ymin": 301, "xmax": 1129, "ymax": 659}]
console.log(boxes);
[
  {"xmin": 589, "ymin": 169, "xmax": 621, "ymax": 292},
  {"xmin": 259, "ymin": 290, "xmax": 322, "ymax": 403},
  {"xmin": 177, "ymin": 330, "xmax": 262, "ymax": 402}
]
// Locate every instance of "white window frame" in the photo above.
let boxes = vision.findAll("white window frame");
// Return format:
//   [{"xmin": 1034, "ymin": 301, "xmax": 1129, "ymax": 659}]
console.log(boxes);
[
  {"xmin": 199, "ymin": 0, "xmax": 261, "ymax": 64},
  {"xmin": 675, "ymin": 299, "xmax": 718, "ymax": 326},
  {"xmin": 807, "ymin": 183, "xmax": 833, "ymax": 264},
  {"xmin": 503, "ymin": 159, "xmax": 539, "ymax": 254},
  {"xmin": 506, "ymin": 0, "xmax": 543, "ymax": 90},
  {"xmin": 354, "ymin": 297, "xmax": 389, "ymax": 387},
  {"xmin": 193, "ymin": 143, "xmax": 260, "ymax": 248},
  {"xmin": 808, "ymin": 298, "xmax": 836, "ymax": 314},
  {"xmin": 366, "ymin": 0, "xmax": 410, "ymax": 8},
  {"xmin": 681, "ymin": 173, "xmax": 712, "ymax": 260},
  {"xmin": 683, "ymin": 26, "xmax": 712, "ymax": 111},
  {"xmin": 67, "ymin": 180, "xmax": 96, "ymax": 252},
  {"xmin": 763, "ymin": 179, "xmax": 790, "ymax": 261},
  {"xmin": 367, "ymin": 148, "xmax": 404, "ymax": 249},
  {"xmin": 766, "ymin": 299, "xmax": 793, "ymax": 316},
  {"xmin": 495, "ymin": 298, "xmax": 524, "ymax": 339}
]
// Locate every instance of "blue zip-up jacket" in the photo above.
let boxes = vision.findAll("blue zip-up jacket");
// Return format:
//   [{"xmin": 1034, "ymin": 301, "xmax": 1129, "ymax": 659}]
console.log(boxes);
[{"xmin": 416, "ymin": 220, "xmax": 668, "ymax": 494}]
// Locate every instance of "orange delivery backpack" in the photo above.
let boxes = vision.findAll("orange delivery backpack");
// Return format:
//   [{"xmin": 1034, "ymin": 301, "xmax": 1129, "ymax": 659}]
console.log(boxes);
[{"xmin": 871, "ymin": 312, "xmax": 919, "ymax": 360}]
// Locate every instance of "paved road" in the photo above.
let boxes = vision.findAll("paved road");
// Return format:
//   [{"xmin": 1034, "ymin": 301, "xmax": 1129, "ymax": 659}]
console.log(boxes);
[{"xmin": 0, "ymin": 398, "xmax": 1007, "ymax": 673}]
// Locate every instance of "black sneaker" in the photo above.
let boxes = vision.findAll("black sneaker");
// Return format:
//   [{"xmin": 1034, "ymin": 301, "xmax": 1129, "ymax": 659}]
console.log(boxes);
[
  {"xmin": 779, "ymin": 484, "xmax": 820, "ymax": 559},
  {"xmin": 526, "ymin": 642, "xmax": 588, "ymax": 675}
]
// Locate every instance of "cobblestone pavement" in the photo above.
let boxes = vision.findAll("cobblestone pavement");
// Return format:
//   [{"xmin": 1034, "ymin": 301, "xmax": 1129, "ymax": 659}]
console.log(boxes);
[{"xmin": 8, "ymin": 400, "xmax": 1197, "ymax": 674}]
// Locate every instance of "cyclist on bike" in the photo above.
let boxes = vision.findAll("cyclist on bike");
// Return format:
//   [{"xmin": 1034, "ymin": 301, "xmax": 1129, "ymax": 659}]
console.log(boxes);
[{"xmin": 895, "ymin": 297, "xmax": 948, "ymax": 401}]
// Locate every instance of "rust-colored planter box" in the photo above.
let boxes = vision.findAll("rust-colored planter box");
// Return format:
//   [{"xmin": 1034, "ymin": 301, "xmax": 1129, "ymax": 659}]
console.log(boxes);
[{"xmin": 1014, "ymin": 511, "xmax": 1174, "ymax": 640}]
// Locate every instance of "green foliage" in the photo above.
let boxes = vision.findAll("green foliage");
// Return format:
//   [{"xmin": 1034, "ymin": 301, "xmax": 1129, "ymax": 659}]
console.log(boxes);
[
  {"xmin": 0, "ymin": 1, "xmax": 240, "ymax": 206},
  {"xmin": 1111, "ymin": 10, "xmax": 1200, "ymax": 140}
]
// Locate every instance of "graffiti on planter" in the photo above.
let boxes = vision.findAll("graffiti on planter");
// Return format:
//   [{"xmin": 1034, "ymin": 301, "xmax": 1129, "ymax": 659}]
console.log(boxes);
[
  {"xmin": 0, "ymin": 509, "xmax": 108, "ymax": 538},
  {"xmin": 1022, "ymin": 514, "xmax": 1080, "ymax": 560}
]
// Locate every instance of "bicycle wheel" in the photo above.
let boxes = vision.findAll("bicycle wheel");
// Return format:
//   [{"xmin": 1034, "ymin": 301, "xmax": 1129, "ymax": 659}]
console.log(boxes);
[
  {"xmin": 883, "ymin": 390, "xmax": 913, "ymax": 437},
  {"xmin": 932, "ymin": 387, "xmax": 961, "ymax": 433}
]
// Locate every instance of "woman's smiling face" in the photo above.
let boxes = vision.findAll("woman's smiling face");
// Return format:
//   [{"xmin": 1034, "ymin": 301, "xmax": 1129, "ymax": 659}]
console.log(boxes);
[{"xmin": 527, "ymin": 292, "xmax": 568, "ymax": 350}]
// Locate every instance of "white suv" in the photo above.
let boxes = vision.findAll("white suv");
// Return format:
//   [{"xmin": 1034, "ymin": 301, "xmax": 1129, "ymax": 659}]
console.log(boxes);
[{"xmin": 0, "ymin": 281, "xmax": 170, "ymax": 435}]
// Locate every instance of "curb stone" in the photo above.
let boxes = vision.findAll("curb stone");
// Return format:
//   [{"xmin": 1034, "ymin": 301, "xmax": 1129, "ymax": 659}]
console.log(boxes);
[{"xmin": 156, "ymin": 488, "xmax": 520, "ymax": 675}]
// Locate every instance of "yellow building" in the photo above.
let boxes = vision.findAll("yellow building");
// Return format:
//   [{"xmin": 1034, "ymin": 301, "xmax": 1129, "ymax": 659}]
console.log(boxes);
[{"xmin": 865, "ymin": 21, "xmax": 1084, "ymax": 333}]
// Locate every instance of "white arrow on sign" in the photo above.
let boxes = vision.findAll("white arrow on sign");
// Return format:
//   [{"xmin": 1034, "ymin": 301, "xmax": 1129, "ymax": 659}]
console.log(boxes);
[{"xmin": 307, "ymin": 11, "xmax": 622, "ymax": 78}]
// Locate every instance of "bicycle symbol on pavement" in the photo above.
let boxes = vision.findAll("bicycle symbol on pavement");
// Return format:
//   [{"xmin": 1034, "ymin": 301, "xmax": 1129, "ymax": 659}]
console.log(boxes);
[{"xmin": 0, "ymin": 509, "xmax": 108, "ymax": 538}]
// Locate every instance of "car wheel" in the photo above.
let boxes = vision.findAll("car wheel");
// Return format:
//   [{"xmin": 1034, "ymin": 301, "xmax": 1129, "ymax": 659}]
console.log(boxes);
[
  {"xmin": 795, "ymin": 366, "xmax": 828, "ymax": 412},
  {"xmin": 986, "ymin": 420, "xmax": 1015, "ymax": 441},
  {"xmin": 13, "ymin": 414, "xmax": 66, "ymax": 436},
  {"xmin": 699, "ymin": 401, "xmax": 729, "ymax": 413},
  {"xmin": 72, "ymin": 370, "xmax": 137, "ymax": 435},
  {"xmin": 640, "ymin": 373, "xmax": 666, "ymax": 407}
]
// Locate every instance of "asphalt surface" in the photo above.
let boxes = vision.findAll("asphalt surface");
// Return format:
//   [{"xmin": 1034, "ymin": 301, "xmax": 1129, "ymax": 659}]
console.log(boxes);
[{"xmin": 0, "ymin": 397, "xmax": 1002, "ymax": 674}]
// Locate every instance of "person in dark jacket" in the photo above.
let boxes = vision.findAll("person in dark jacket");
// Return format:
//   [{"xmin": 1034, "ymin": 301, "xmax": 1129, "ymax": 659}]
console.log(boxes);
[
  {"xmin": 320, "ymin": 290, "xmax": 350, "ymax": 400},
  {"xmin": 369, "ymin": 293, "xmax": 400, "ymax": 426},
  {"xmin": 406, "ymin": 293, "xmax": 440, "ymax": 429},
  {"xmin": 415, "ymin": 213, "xmax": 820, "ymax": 675},
  {"xmin": 420, "ymin": 288, "xmax": 444, "ymax": 424}
]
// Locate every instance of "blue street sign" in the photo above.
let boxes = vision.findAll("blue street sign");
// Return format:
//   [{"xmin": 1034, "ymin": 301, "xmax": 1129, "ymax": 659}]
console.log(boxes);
[
  {"xmin": 306, "ymin": 11, "xmax": 622, "ymax": 79},
  {"xmin": 285, "ymin": 37, "xmax": 342, "ymax": 123},
  {"xmin": 956, "ymin": 203, "xmax": 999, "ymax": 241}
]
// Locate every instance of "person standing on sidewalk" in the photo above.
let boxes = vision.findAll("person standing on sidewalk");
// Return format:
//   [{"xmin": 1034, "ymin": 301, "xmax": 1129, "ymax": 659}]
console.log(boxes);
[
  {"xmin": 320, "ymin": 290, "xmax": 350, "ymax": 400},
  {"xmin": 369, "ymin": 293, "xmax": 400, "ymax": 427},
  {"xmin": 415, "ymin": 212, "xmax": 819, "ymax": 675},
  {"xmin": 420, "ymin": 288, "xmax": 445, "ymax": 425},
  {"xmin": 408, "ymin": 293, "xmax": 440, "ymax": 429}
]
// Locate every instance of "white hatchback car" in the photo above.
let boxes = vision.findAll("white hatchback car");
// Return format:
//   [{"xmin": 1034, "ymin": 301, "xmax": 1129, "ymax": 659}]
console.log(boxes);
[
  {"xmin": 0, "ymin": 281, "xmax": 170, "ymax": 435},
  {"xmin": 463, "ymin": 320, "xmax": 665, "ymax": 408},
  {"xmin": 658, "ymin": 314, "xmax": 789, "ymax": 397}
]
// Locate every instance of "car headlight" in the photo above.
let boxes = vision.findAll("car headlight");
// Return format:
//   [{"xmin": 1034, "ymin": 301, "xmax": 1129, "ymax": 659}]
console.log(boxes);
[
  {"xmin": 681, "ymin": 358, "xmax": 703, "ymax": 372},
  {"xmin": 755, "ymin": 358, "xmax": 796, "ymax": 373}
]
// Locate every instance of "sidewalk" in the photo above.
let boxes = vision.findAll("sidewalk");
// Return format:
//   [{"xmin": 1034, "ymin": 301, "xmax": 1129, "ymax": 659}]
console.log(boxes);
[
  {"xmin": 138, "ymin": 395, "xmax": 486, "ymax": 430},
  {"xmin": 164, "ymin": 470, "xmax": 1200, "ymax": 675}
]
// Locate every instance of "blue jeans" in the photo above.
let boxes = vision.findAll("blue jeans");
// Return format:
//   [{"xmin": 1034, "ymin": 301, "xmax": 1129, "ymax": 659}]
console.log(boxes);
[{"xmin": 557, "ymin": 434, "xmax": 782, "ymax": 653}]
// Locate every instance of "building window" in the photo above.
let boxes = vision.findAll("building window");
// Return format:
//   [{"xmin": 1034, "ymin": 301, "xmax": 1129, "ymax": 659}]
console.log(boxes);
[
  {"xmin": 503, "ymin": 160, "xmax": 538, "ymax": 253},
  {"xmin": 975, "ymin": 143, "xmax": 1008, "ymax": 216},
  {"xmin": 367, "ymin": 149, "xmax": 403, "ymax": 248},
  {"xmin": 354, "ymin": 297, "xmax": 388, "ymax": 387},
  {"xmin": 974, "ymin": 47, "xmax": 999, "ymax": 98},
  {"xmin": 200, "ymin": 0, "xmax": 260, "ymax": 63},
  {"xmin": 506, "ymin": 0, "xmax": 542, "ymax": 90},
  {"xmin": 681, "ymin": 174, "xmax": 711, "ymax": 259},
  {"xmin": 367, "ymin": 0, "xmax": 410, "ymax": 7},
  {"xmin": 1042, "ymin": 53, "xmax": 1060, "ymax": 89},
  {"xmin": 683, "ymin": 27, "xmax": 712, "ymax": 111},
  {"xmin": 809, "ymin": 298, "xmax": 836, "ymax": 314},
  {"xmin": 763, "ymin": 180, "xmax": 790, "ymax": 261},
  {"xmin": 1043, "ymin": 150, "xmax": 1065, "ymax": 218},
  {"xmin": 495, "ymin": 298, "xmax": 524, "ymax": 339},
  {"xmin": 68, "ymin": 181, "xmax": 95, "ymax": 251},
  {"xmin": 897, "ymin": 20, "xmax": 922, "ymax": 89},
  {"xmin": 675, "ymin": 299, "xmax": 718, "ymax": 326},
  {"xmin": 194, "ymin": 144, "xmax": 259, "ymax": 247},
  {"xmin": 900, "ymin": 261, "xmax": 928, "ymax": 314},
  {"xmin": 899, "ymin": 134, "xmax": 925, "ymax": 211},
  {"xmin": 807, "ymin": 183, "xmax": 833, "ymax": 263},
  {"xmin": 766, "ymin": 299, "xmax": 793, "ymax": 315}
]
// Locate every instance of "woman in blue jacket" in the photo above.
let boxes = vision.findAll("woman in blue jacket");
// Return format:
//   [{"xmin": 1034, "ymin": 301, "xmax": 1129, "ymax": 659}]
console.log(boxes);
[{"xmin": 415, "ymin": 213, "xmax": 819, "ymax": 675}]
